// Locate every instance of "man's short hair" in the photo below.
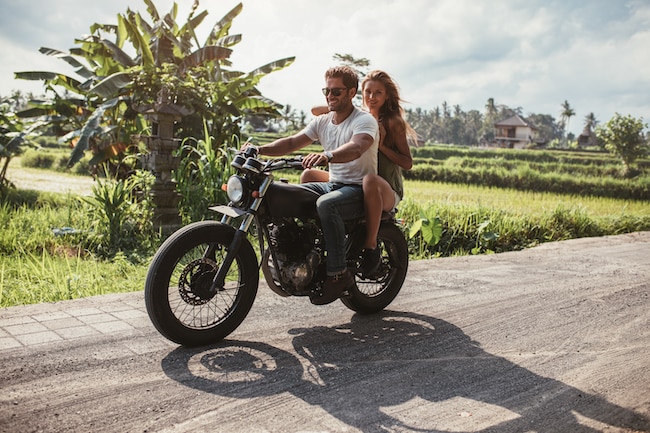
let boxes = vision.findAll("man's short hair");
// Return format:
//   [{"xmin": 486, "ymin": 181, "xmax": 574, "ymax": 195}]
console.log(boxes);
[{"xmin": 325, "ymin": 66, "xmax": 359, "ymax": 91}]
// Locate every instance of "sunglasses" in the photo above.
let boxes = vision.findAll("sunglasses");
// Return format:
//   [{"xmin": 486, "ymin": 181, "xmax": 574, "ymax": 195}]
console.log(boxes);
[{"xmin": 322, "ymin": 87, "xmax": 348, "ymax": 97}]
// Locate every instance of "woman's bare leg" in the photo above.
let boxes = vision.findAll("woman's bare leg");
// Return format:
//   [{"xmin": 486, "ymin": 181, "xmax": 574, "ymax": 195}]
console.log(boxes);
[
  {"xmin": 362, "ymin": 174, "xmax": 396, "ymax": 249},
  {"xmin": 300, "ymin": 168, "xmax": 329, "ymax": 183}
]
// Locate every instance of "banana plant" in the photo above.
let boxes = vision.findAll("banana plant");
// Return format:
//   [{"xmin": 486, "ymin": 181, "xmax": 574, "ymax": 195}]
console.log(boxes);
[
  {"xmin": 0, "ymin": 105, "xmax": 45, "ymax": 189},
  {"xmin": 14, "ymin": 0, "xmax": 294, "ymax": 167}
]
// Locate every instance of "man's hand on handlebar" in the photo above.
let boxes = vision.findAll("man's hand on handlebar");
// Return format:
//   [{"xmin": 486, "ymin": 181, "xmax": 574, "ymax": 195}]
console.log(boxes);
[
  {"xmin": 302, "ymin": 152, "xmax": 329, "ymax": 169},
  {"xmin": 239, "ymin": 140, "xmax": 260, "ymax": 158}
]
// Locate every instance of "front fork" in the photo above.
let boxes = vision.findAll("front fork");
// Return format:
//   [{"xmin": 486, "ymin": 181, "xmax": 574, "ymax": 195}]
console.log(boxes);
[
  {"xmin": 209, "ymin": 212, "xmax": 256, "ymax": 293},
  {"xmin": 208, "ymin": 174, "xmax": 272, "ymax": 293}
]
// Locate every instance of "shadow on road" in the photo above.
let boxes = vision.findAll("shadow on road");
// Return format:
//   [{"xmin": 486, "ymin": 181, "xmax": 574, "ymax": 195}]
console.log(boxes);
[{"xmin": 162, "ymin": 311, "xmax": 650, "ymax": 432}]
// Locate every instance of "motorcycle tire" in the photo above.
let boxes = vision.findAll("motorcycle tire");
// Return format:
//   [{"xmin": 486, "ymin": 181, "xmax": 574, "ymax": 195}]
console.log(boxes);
[
  {"xmin": 145, "ymin": 221, "xmax": 259, "ymax": 346},
  {"xmin": 342, "ymin": 222, "xmax": 409, "ymax": 314}
]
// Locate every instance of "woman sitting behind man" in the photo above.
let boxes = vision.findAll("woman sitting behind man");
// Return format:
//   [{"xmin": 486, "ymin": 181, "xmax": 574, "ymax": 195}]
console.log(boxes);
[{"xmin": 303, "ymin": 70, "xmax": 416, "ymax": 277}]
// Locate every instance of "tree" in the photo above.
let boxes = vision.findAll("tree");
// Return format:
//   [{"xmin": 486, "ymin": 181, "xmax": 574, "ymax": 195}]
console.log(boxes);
[
  {"xmin": 584, "ymin": 112, "xmax": 598, "ymax": 132},
  {"xmin": 332, "ymin": 53, "xmax": 371, "ymax": 78},
  {"xmin": 578, "ymin": 112, "xmax": 599, "ymax": 148},
  {"xmin": 597, "ymin": 113, "xmax": 648, "ymax": 176},
  {"xmin": 463, "ymin": 110, "xmax": 483, "ymax": 146},
  {"xmin": 560, "ymin": 100, "xmax": 575, "ymax": 144},
  {"xmin": 14, "ymin": 0, "xmax": 294, "ymax": 167},
  {"xmin": 527, "ymin": 113, "xmax": 561, "ymax": 143},
  {"xmin": 480, "ymin": 97, "xmax": 498, "ymax": 143},
  {"xmin": 332, "ymin": 53, "xmax": 370, "ymax": 107},
  {"xmin": 0, "ymin": 99, "xmax": 43, "ymax": 189}
]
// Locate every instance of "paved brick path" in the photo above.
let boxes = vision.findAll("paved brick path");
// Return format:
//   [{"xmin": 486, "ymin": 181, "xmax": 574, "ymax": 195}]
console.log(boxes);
[{"xmin": 0, "ymin": 292, "xmax": 148, "ymax": 350}]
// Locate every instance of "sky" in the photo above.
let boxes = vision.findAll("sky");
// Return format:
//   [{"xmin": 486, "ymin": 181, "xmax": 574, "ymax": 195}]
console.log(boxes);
[{"xmin": 1, "ymin": 0, "xmax": 649, "ymax": 136}]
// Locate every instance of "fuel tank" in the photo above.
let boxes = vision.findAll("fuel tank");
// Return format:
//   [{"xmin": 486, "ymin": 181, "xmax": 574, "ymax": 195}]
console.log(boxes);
[{"xmin": 264, "ymin": 182, "xmax": 320, "ymax": 219}]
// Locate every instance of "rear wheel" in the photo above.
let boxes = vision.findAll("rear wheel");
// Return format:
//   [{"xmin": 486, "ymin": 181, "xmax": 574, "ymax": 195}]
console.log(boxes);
[
  {"xmin": 145, "ymin": 221, "xmax": 258, "ymax": 346},
  {"xmin": 342, "ymin": 222, "xmax": 408, "ymax": 313}
]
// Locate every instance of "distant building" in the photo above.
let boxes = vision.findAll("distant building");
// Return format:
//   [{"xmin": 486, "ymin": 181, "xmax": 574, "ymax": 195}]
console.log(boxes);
[
  {"xmin": 494, "ymin": 115, "xmax": 538, "ymax": 149},
  {"xmin": 577, "ymin": 126, "xmax": 599, "ymax": 148}
]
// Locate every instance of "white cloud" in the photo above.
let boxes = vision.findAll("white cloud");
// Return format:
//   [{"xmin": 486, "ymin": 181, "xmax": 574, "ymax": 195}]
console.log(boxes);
[{"xmin": 1, "ymin": 0, "xmax": 648, "ymax": 135}]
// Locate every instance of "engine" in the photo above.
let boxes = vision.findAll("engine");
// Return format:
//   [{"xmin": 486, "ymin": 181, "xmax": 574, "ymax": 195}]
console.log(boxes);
[{"xmin": 266, "ymin": 218, "xmax": 322, "ymax": 291}]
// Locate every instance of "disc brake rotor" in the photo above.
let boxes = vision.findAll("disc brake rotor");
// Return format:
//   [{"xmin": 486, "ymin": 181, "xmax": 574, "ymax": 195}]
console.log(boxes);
[{"xmin": 178, "ymin": 258, "xmax": 218, "ymax": 305}]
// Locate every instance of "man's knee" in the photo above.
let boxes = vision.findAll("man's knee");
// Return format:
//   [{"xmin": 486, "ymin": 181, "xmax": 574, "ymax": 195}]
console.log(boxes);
[{"xmin": 316, "ymin": 193, "xmax": 338, "ymax": 217}]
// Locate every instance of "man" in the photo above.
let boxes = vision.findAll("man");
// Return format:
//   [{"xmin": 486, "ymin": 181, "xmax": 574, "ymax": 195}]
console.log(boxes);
[{"xmin": 253, "ymin": 65, "xmax": 379, "ymax": 305}]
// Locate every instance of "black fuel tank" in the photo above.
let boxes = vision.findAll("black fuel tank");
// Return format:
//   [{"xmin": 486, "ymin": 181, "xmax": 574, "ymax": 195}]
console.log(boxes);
[{"xmin": 264, "ymin": 182, "xmax": 319, "ymax": 219}]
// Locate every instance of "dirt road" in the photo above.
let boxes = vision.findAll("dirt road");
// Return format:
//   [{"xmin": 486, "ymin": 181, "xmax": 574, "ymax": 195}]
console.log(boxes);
[
  {"xmin": 1, "ymin": 232, "xmax": 649, "ymax": 432},
  {"xmin": 5, "ymin": 160, "xmax": 94, "ymax": 195}
]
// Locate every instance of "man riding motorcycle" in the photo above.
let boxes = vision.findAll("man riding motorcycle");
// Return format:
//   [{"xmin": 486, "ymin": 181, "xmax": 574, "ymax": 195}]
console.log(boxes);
[{"xmin": 249, "ymin": 65, "xmax": 379, "ymax": 305}]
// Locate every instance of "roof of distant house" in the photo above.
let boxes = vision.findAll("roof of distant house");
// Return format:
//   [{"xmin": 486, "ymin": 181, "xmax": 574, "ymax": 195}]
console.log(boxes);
[{"xmin": 494, "ymin": 114, "xmax": 537, "ymax": 129}]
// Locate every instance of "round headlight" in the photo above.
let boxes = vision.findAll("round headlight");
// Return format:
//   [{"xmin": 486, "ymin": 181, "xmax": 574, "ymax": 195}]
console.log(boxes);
[{"xmin": 226, "ymin": 175, "xmax": 246, "ymax": 204}]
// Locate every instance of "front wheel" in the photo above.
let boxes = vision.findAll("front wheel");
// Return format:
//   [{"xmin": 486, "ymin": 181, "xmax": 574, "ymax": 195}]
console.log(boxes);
[
  {"xmin": 145, "ymin": 221, "xmax": 259, "ymax": 346},
  {"xmin": 342, "ymin": 222, "xmax": 409, "ymax": 314}
]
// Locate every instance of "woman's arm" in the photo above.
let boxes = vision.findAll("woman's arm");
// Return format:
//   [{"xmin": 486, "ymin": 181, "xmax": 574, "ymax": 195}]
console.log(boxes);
[
  {"xmin": 311, "ymin": 105, "xmax": 329, "ymax": 116},
  {"xmin": 380, "ymin": 117, "xmax": 413, "ymax": 170}
]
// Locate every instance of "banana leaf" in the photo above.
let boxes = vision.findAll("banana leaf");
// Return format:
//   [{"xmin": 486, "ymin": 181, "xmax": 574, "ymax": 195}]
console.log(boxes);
[
  {"xmin": 100, "ymin": 39, "xmax": 137, "ymax": 67},
  {"xmin": 14, "ymin": 72, "xmax": 85, "ymax": 95},
  {"xmin": 205, "ymin": 3, "xmax": 243, "ymax": 46},
  {"xmin": 89, "ymin": 72, "xmax": 132, "ymax": 98},
  {"xmin": 38, "ymin": 47, "xmax": 95, "ymax": 79},
  {"xmin": 180, "ymin": 46, "xmax": 232, "ymax": 72},
  {"xmin": 68, "ymin": 98, "xmax": 121, "ymax": 166},
  {"xmin": 215, "ymin": 34, "xmax": 242, "ymax": 48},
  {"xmin": 121, "ymin": 12, "xmax": 155, "ymax": 67}
]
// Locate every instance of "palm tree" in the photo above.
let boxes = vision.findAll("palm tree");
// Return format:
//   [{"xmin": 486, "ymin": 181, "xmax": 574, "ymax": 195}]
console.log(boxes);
[
  {"xmin": 584, "ymin": 112, "xmax": 598, "ymax": 132},
  {"xmin": 485, "ymin": 97, "xmax": 497, "ymax": 118},
  {"xmin": 481, "ymin": 97, "xmax": 498, "ymax": 144},
  {"xmin": 560, "ymin": 100, "xmax": 576, "ymax": 144},
  {"xmin": 577, "ymin": 112, "xmax": 599, "ymax": 148}
]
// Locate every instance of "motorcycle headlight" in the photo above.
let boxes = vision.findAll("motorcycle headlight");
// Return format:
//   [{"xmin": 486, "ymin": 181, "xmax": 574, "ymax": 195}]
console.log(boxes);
[{"xmin": 226, "ymin": 175, "xmax": 247, "ymax": 205}]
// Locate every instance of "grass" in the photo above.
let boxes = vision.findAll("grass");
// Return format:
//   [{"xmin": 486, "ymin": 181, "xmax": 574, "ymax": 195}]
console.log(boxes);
[
  {"xmin": 1, "ymin": 151, "xmax": 649, "ymax": 308},
  {"xmin": 0, "ymin": 188, "xmax": 153, "ymax": 308},
  {"xmin": 404, "ymin": 180, "xmax": 650, "ymax": 218},
  {"xmin": 0, "ymin": 251, "xmax": 148, "ymax": 306}
]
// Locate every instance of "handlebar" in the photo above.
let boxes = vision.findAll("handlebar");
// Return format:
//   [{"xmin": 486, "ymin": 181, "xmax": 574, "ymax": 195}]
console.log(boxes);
[
  {"xmin": 230, "ymin": 146, "xmax": 305, "ymax": 173},
  {"xmin": 266, "ymin": 157, "xmax": 305, "ymax": 171}
]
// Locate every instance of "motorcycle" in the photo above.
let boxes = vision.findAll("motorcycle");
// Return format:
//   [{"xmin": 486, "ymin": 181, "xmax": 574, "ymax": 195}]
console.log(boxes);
[{"xmin": 144, "ymin": 146, "xmax": 409, "ymax": 346}]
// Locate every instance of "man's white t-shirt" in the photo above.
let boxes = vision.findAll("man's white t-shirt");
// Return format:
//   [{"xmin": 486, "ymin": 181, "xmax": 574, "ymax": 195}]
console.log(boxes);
[{"xmin": 302, "ymin": 107, "xmax": 379, "ymax": 185}]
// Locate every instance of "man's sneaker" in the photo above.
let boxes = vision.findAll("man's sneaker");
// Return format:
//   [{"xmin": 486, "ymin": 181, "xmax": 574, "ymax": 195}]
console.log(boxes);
[
  {"xmin": 310, "ymin": 270, "xmax": 354, "ymax": 305},
  {"xmin": 360, "ymin": 247, "xmax": 381, "ymax": 277}
]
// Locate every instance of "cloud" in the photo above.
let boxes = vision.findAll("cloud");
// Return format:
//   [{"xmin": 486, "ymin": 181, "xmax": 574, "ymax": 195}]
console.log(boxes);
[{"xmin": 1, "ymin": 0, "xmax": 648, "ymax": 135}]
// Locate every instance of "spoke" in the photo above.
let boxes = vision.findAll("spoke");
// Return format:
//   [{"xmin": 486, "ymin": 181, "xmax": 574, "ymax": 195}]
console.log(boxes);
[{"xmin": 166, "ymin": 241, "xmax": 243, "ymax": 330}]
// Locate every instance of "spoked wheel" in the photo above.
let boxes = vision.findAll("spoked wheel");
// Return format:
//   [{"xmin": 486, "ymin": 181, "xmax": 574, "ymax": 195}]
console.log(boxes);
[
  {"xmin": 145, "ymin": 221, "xmax": 258, "ymax": 346},
  {"xmin": 342, "ymin": 222, "xmax": 409, "ymax": 314}
]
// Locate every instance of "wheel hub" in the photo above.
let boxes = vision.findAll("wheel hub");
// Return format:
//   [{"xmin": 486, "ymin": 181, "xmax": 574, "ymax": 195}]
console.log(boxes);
[{"xmin": 178, "ymin": 258, "xmax": 218, "ymax": 305}]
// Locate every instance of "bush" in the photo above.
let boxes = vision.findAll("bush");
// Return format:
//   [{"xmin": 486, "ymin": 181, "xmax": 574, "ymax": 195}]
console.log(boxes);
[
  {"xmin": 18, "ymin": 148, "xmax": 92, "ymax": 177},
  {"xmin": 174, "ymin": 127, "xmax": 237, "ymax": 223},
  {"xmin": 20, "ymin": 150, "xmax": 57, "ymax": 169},
  {"xmin": 406, "ymin": 161, "xmax": 650, "ymax": 200},
  {"xmin": 80, "ymin": 168, "xmax": 158, "ymax": 258},
  {"xmin": 398, "ymin": 197, "xmax": 650, "ymax": 259}
]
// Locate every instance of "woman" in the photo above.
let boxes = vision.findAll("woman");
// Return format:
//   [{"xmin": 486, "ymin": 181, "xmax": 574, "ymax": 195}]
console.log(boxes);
[{"xmin": 305, "ymin": 70, "xmax": 416, "ymax": 277}]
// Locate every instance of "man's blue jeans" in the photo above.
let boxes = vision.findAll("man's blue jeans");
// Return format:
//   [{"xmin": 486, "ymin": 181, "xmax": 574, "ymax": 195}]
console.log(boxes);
[{"xmin": 301, "ymin": 182, "xmax": 364, "ymax": 275}]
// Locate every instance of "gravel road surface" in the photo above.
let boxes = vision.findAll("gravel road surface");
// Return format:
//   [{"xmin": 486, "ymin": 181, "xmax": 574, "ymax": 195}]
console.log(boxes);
[{"xmin": 1, "ymin": 232, "xmax": 649, "ymax": 433}]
